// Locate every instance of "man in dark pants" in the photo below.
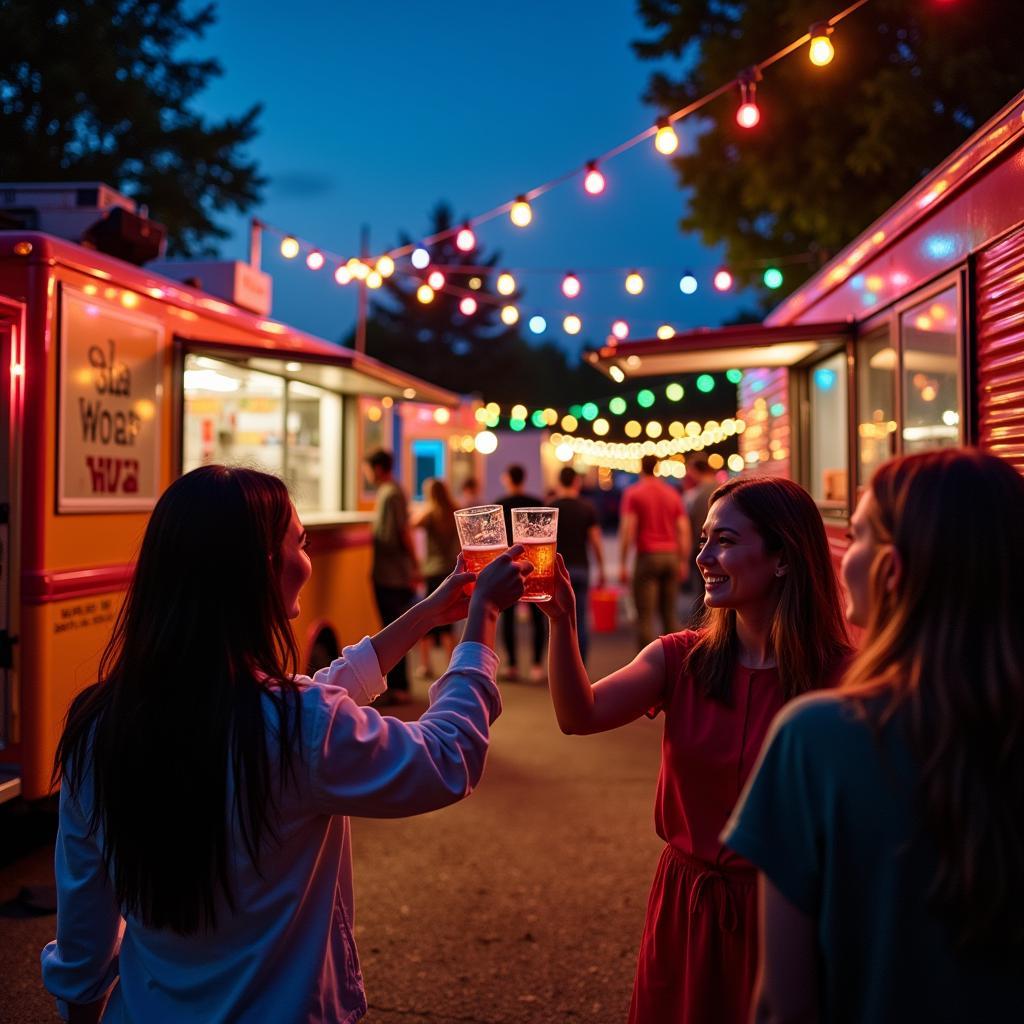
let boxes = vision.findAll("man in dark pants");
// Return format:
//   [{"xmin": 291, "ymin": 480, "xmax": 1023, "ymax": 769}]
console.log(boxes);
[
  {"xmin": 495, "ymin": 464, "xmax": 546, "ymax": 682},
  {"xmin": 365, "ymin": 449, "xmax": 420, "ymax": 703}
]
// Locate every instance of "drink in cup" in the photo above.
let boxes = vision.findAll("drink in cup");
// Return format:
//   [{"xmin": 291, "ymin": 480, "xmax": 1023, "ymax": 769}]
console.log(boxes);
[
  {"xmin": 511, "ymin": 507, "xmax": 558, "ymax": 602},
  {"xmin": 454, "ymin": 505, "xmax": 508, "ymax": 586}
]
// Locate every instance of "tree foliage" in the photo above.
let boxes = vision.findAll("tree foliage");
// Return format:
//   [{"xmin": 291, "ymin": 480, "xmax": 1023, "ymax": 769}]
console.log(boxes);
[
  {"xmin": 634, "ymin": 0, "xmax": 1022, "ymax": 291},
  {"xmin": 351, "ymin": 202, "xmax": 613, "ymax": 406},
  {"xmin": 0, "ymin": 0, "xmax": 264, "ymax": 255}
]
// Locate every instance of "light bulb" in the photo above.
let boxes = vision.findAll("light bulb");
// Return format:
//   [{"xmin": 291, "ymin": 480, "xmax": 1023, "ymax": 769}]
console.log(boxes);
[
  {"xmin": 496, "ymin": 272, "xmax": 516, "ymax": 296},
  {"xmin": 351, "ymin": 260, "xmax": 369, "ymax": 281},
  {"xmin": 762, "ymin": 267, "xmax": 783, "ymax": 289},
  {"xmin": 334, "ymin": 265, "xmax": 352, "ymax": 285},
  {"xmin": 808, "ymin": 23, "xmax": 835, "ymax": 67},
  {"xmin": 679, "ymin": 272, "xmax": 698, "ymax": 295},
  {"xmin": 562, "ymin": 272, "xmax": 581, "ymax": 299},
  {"xmin": 713, "ymin": 268, "xmax": 733, "ymax": 292},
  {"xmin": 654, "ymin": 119, "xmax": 679, "ymax": 155},
  {"xmin": 417, "ymin": 284, "xmax": 435, "ymax": 304},
  {"xmin": 657, "ymin": 324, "xmax": 675, "ymax": 340},
  {"xmin": 563, "ymin": 314, "xmax": 582, "ymax": 335},
  {"xmin": 625, "ymin": 271, "xmax": 645, "ymax": 296},
  {"xmin": 280, "ymin": 236, "xmax": 300, "ymax": 259},
  {"xmin": 366, "ymin": 270, "xmax": 383, "ymax": 289},
  {"xmin": 456, "ymin": 224, "xmax": 476, "ymax": 252},
  {"xmin": 411, "ymin": 247, "xmax": 430, "ymax": 269},
  {"xmin": 529, "ymin": 315, "xmax": 547, "ymax": 335},
  {"xmin": 375, "ymin": 255, "xmax": 395, "ymax": 277},
  {"xmin": 427, "ymin": 270, "xmax": 445, "ymax": 290},
  {"xmin": 611, "ymin": 319, "xmax": 629, "ymax": 340},
  {"xmin": 459, "ymin": 297, "xmax": 478, "ymax": 316},
  {"xmin": 736, "ymin": 77, "xmax": 760, "ymax": 128},
  {"xmin": 584, "ymin": 161, "xmax": 606, "ymax": 195},
  {"xmin": 501, "ymin": 304, "xmax": 519, "ymax": 326},
  {"xmin": 306, "ymin": 250, "xmax": 324, "ymax": 271},
  {"xmin": 509, "ymin": 196, "xmax": 532, "ymax": 228}
]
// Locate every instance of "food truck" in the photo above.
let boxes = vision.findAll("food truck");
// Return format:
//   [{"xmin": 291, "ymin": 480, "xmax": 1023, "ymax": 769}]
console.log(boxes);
[
  {"xmin": 0, "ymin": 186, "xmax": 479, "ymax": 802},
  {"xmin": 587, "ymin": 88, "xmax": 1024, "ymax": 557}
]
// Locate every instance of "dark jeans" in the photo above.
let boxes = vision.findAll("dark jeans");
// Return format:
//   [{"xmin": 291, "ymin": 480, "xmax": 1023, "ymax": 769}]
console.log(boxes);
[
  {"xmin": 567, "ymin": 565, "xmax": 591, "ymax": 663},
  {"xmin": 373, "ymin": 584, "xmax": 415, "ymax": 693},
  {"xmin": 501, "ymin": 601, "xmax": 546, "ymax": 669},
  {"xmin": 632, "ymin": 551, "xmax": 681, "ymax": 650}
]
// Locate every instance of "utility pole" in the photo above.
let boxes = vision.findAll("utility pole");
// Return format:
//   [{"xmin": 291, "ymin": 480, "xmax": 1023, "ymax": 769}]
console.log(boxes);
[
  {"xmin": 248, "ymin": 218, "xmax": 262, "ymax": 270},
  {"xmin": 355, "ymin": 224, "xmax": 370, "ymax": 354}
]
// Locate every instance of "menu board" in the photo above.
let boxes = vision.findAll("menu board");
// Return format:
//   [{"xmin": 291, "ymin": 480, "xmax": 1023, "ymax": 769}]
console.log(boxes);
[{"xmin": 58, "ymin": 287, "xmax": 163, "ymax": 512}]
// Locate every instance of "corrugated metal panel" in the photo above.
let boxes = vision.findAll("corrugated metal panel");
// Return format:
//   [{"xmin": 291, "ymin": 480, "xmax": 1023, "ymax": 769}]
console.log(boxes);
[{"xmin": 976, "ymin": 226, "xmax": 1024, "ymax": 471}]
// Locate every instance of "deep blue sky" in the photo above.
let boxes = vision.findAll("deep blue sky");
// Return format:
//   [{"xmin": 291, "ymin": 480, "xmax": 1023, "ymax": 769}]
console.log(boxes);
[{"xmin": 196, "ymin": 1, "xmax": 754, "ymax": 357}]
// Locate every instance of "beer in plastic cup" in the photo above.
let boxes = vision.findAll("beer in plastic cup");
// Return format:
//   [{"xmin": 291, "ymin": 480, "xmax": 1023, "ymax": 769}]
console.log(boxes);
[
  {"xmin": 454, "ymin": 505, "xmax": 508, "ymax": 588},
  {"xmin": 511, "ymin": 507, "xmax": 558, "ymax": 602}
]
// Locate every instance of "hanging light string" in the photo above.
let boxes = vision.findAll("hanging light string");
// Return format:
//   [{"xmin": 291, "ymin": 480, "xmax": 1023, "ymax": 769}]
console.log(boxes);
[{"xmin": 260, "ymin": 0, "xmax": 872, "ymax": 269}]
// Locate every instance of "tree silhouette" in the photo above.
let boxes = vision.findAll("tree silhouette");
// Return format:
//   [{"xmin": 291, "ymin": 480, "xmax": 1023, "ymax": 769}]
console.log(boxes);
[{"xmin": 0, "ymin": 0, "xmax": 264, "ymax": 256}]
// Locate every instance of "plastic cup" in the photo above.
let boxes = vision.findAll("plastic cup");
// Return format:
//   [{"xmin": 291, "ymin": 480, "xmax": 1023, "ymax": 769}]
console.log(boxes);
[
  {"xmin": 454, "ymin": 506, "xmax": 508, "ymax": 584},
  {"xmin": 511, "ymin": 507, "xmax": 558, "ymax": 602}
]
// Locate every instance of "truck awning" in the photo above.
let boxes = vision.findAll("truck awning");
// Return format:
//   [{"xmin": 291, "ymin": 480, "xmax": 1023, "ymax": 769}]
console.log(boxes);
[{"xmin": 584, "ymin": 321, "xmax": 852, "ymax": 379}]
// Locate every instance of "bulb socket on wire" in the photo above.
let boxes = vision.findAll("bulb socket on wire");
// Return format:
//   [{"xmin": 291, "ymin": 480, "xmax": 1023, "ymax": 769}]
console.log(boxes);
[
  {"xmin": 735, "ymin": 68, "xmax": 762, "ymax": 129},
  {"xmin": 808, "ymin": 22, "xmax": 835, "ymax": 67}
]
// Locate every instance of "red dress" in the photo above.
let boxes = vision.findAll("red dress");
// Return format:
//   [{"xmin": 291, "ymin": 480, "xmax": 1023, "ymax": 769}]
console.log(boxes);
[{"xmin": 628, "ymin": 631, "xmax": 785, "ymax": 1024}]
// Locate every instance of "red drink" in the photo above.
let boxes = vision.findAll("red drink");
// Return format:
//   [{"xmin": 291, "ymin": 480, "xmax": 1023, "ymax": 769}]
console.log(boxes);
[{"xmin": 520, "ymin": 540, "xmax": 556, "ymax": 602}]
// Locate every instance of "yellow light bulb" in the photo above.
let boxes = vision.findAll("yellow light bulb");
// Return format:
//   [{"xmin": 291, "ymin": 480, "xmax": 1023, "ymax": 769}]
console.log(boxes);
[
  {"xmin": 496, "ymin": 272, "xmax": 516, "ymax": 296},
  {"xmin": 563, "ymin": 314, "xmax": 582, "ymax": 336},
  {"xmin": 656, "ymin": 324, "xmax": 675, "ymax": 340},
  {"xmin": 654, "ymin": 122, "xmax": 679, "ymax": 155},
  {"xmin": 510, "ymin": 197, "xmax": 532, "ymax": 228},
  {"xmin": 625, "ymin": 272, "xmax": 645, "ymax": 296},
  {"xmin": 511, "ymin": 404, "xmax": 528, "ymax": 420},
  {"xmin": 366, "ymin": 271, "xmax": 383, "ymax": 289},
  {"xmin": 417, "ymin": 284, "xmax": 435, "ymax": 304},
  {"xmin": 561, "ymin": 414, "xmax": 578, "ymax": 432},
  {"xmin": 501, "ymin": 304, "xmax": 519, "ymax": 326},
  {"xmin": 280, "ymin": 236, "xmax": 300, "ymax": 259},
  {"xmin": 593, "ymin": 418, "xmax": 609, "ymax": 436},
  {"xmin": 375, "ymin": 255, "xmax": 395, "ymax": 278},
  {"xmin": 809, "ymin": 34, "xmax": 834, "ymax": 66}
]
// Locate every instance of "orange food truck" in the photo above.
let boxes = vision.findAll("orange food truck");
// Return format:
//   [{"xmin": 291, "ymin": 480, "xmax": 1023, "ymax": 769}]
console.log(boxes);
[
  {"xmin": 0, "ymin": 185, "xmax": 479, "ymax": 803},
  {"xmin": 588, "ymin": 87, "xmax": 1024, "ymax": 559}
]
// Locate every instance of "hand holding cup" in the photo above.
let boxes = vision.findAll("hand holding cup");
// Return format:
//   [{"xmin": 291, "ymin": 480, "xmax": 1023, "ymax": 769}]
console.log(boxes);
[{"xmin": 472, "ymin": 544, "xmax": 533, "ymax": 611}]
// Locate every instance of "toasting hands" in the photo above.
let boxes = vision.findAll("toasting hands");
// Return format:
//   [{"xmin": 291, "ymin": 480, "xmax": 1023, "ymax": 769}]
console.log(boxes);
[{"xmin": 536, "ymin": 553, "xmax": 576, "ymax": 624}]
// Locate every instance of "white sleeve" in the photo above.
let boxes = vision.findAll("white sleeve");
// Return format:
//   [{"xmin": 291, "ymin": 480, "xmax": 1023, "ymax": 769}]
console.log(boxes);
[
  {"xmin": 306, "ymin": 636, "xmax": 387, "ymax": 706},
  {"xmin": 309, "ymin": 642, "xmax": 501, "ymax": 817},
  {"xmin": 40, "ymin": 780, "xmax": 122, "ymax": 1020}
]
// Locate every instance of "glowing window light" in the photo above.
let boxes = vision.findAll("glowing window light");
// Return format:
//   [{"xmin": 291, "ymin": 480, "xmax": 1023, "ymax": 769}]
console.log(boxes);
[
  {"xmin": 609, "ymin": 396, "xmax": 627, "ymax": 415},
  {"xmin": 280, "ymin": 236, "xmax": 300, "ymax": 259},
  {"xmin": 475, "ymin": 431, "xmax": 498, "ymax": 454},
  {"xmin": 366, "ymin": 405, "xmax": 382, "ymax": 422},
  {"xmin": 814, "ymin": 367, "xmax": 836, "ymax": 390},
  {"xmin": 306, "ymin": 250, "xmax": 325, "ymax": 271},
  {"xmin": 736, "ymin": 76, "xmax": 760, "ymax": 128},
  {"xmin": 496, "ymin": 272, "xmax": 516, "ymax": 296},
  {"xmin": 762, "ymin": 267, "xmax": 784, "ymax": 289},
  {"xmin": 501, "ymin": 304, "xmax": 520, "ymax": 326},
  {"xmin": 593, "ymin": 418, "xmax": 610, "ymax": 436},
  {"xmin": 456, "ymin": 224, "xmax": 476, "ymax": 252},
  {"xmin": 376, "ymin": 255, "xmax": 395, "ymax": 278},
  {"xmin": 366, "ymin": 270, "xmax": 383, "ymax": 289},
  {"xmin": 942, "ymin": 409, "xmax": 960, "ymax": 427},
  {"xmin": 510, "ymin": 197, "xmax": 533, "ymax": 228},
  {"xmin": 561, "ymin": 414, "xmax": 578, "ymax": 432},
  {"xmin": 511, "ymin": 403, "xmax": 528, "ymax": 420},
  {"xmin": 433, "ymin": 407, "xmax": 451, "ymax": 424},
  {"xmin": 562, "ymin": 272, "xmax": 581, "ymax": 299},
  {"xmin": 625, "ymin": 271, "xmax": 645, "ymax": 295},
  {"xmin": 509, "ymin": 418, "xmax": 526, "ymax": 431},
  {"xmin": 921, "ymin": 385, "xmax": 937, "ymax": 402},
  {"xmin": 679, "ymin": 272, "xmax": 698, "ymax": 295},
  {"xmin": 459, "ymin": 296, "xmax": 478, "ymax": 316},
  {"xmin": 609, "ymin": 366, "xmax": 625, "ymax": 383},
  {"xmin": 529, "ymin": 315, "xmax": 547, "ymax": 335},
  {"xmin": 563, "ymin": 314, "xmax": 582, "ymax": 335},
  {"xmin": 727, "ymin": 453, "xmax": 745, "ymax": 472},
  {"xmin": 637, "ymin": 389, "xmax": 655, "ymax": 409},
  {"xmin": 531, "ymin": 410, "xmax": 547, "ymax": 428},
  {"xmin": 713, "ymin": 268, "xmax": 733, "ymax": 292},
  {"xmin": 611, "ymin": 319, "xmax": 629, "ymax": 340},
  {"xmin": 654, "ymin": 118, "xmax": 679, "ymax": 155},
  {"xmin": 625, "ymin": 420, "xmax": 643, "ymax": 438},
  {"xmin": 584, "ymin": 161, "xmax": 606, "ymax": 195},
  {"xmin": 657, "ymin": 324, "xmax": 675, "ymax": 340},
  {"xmin": 808, "ymin": 23, "xmax": 835, "ymax": 67},
  {"xmin": 427, "ymin": 270, "xmax": 446, "ymax": 290},
  {"xmin": 696, "ymin": 374, "xmax": 715, "ymax": 393},
  {"xmin": 929, "ymin": 303, "xmax": 948, "ymax": 321},
  {"xmin": 914, "ymin": 314, "xmax": 933, "ymax": 331},
  {"xmin": 411, "ymin": 247, "xmax": 430, "ymax": 269},
  {"xmin": 770, "ymin": 402, "xmax": 786, "ymax": 417},
  {"xmin": 334, "ymin": 265, "xmax": 352, "ymax": 285},
  {"xmin": 666, "ymin": 382, "xmax": 684, "ymax": 402},
  {"xmin": 726, "ymin": 368, "xmax": 743, "ymax": 384},
  {"xmin": 416, "ymin": 284, "xmax": 435, "ymax": 304}
]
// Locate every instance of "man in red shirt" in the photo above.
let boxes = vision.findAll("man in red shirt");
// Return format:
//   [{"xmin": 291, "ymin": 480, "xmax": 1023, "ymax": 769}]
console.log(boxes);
[{"xmin": 618, "ymin": 455, "xmax": 691, "ymax": 649}]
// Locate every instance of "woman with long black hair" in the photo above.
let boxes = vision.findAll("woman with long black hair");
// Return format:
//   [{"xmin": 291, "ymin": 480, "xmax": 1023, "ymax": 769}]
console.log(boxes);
[
  {"xmin": 41, "ymin": 465, "xmax": 530, "ymax": 1023},
  {"xmin": 726, "ymin": 448, "xmax": 1024, "ymax": 1022}
]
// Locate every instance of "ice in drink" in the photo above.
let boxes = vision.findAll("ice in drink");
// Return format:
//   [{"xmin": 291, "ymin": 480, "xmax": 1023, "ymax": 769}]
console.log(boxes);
[
  {"xmin": 463, "ymin": 544, "xmax": 506, "ymax": 575},
  {"xmin": 520, "ymin": 540, "xmax": 556, "ymax": 602}
]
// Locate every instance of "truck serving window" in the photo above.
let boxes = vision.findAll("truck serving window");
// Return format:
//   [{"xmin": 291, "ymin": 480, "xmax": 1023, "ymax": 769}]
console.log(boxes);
[{"xmin": 807, "ymin": 350, "xmax": 848, "ymax": 512}]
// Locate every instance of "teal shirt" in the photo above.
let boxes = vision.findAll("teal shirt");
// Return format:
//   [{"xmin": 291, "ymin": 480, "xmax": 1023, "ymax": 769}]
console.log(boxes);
[{"xmin": 724, "ymin": 693, "xmax": 1023, "ymax": 1024}]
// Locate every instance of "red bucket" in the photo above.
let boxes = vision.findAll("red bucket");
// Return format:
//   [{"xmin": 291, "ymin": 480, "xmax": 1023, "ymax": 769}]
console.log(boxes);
[{"xmin": 590, "ymin": 587, "xmax": 619, "ymax": 633}]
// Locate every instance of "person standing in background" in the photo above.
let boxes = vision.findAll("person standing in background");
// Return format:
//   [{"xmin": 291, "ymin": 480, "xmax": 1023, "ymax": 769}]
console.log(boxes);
[
  {"xmin": 495, "ymin": 464, "xmax": 546, "ymax": 682},
  {"xmin": 365, "ymin": 449, "xmax": 420, "ymax": 704},
  {"xmin": 412, "ymin": 478, "xmax": 462, "ymax": 679},
  {"xmin": 459, "ymin": 476, "xmax": 481, "ymax": 509},
  {"xmin": 619, "ymin": 455, "xmax": 691, "ymax": 650},
  {"xmin": 552, "ymin": 467, "xmax": 606, "ymax": 663}
]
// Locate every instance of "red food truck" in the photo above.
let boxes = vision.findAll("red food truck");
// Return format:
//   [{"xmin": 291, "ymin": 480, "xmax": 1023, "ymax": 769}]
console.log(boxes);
[
  {"xmin": 588, "ymin": 87, "xmax": 1024, "ymax": 560},
  {"xmin": 0, "ymin": 186, "xmax": 480, "ymax": 803}
]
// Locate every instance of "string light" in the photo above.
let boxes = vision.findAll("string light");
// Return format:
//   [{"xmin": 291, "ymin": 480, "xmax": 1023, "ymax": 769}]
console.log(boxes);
[
  {"xmin": 808, "ymin": 23, "xmax": 835, "ymax": 67},
  {"xmin": 763, "ymin": 267, "xmax": 784, "ymax": 289},
  {"xmin": 411, "ymin": 247, "xmax": 430, "ymax": 269},
  {"xmin": 609, "ymin": 366, "xmax": 625, "ymax": 383},
  {"xmin": 666, "ymin": 383, "xmax": 684, "ymax": 401},
  {"xmin": 611, "ymin": 319, "xmax": 629, "ymax": 340},
  {"xmin": 376, "ymin": 255, "xmax": 395, "ymax": 278},
  {"xmin": 427, "ymin": 270, "xmax": 445, "ymax": 290},
  {"xmin": 306, "ymin": 250, "xmax": 325, "ymax": 271},
  {"xmin": 561, "ymin": 414, "xmax": 578, "ymax": 431},
  {"xmin": 456, "ymin": 224, "xmax": 476, "ymax": 252},
  {"xmin": 334, "ymin": 265, "xmax": 352, "ymax": 285},
  {"xmin": 468, "ymin": 276, "xmax": 483, "ymax": 290},
  {"xmin": 529, "ymin": 315, "xmax": 547, "ymax": 334},
  {"xmin": 654, "ymin": 117, "xmax": 679, "ymax": 155},
  {"xmin": 366, "ymin": 270, "xmax": 383, "ymax": 289},
  {"xmin": 280, "ymin": 236, "xmax": 300, "ymax": 259},
  {"xmin": 501, "ymin": 304, "xmax": 520, "ymax": 326},
  {"xmin": 679, "ymin": 272, "xmax": 698, "ymax": 295},
  {"xmin": 736, "ymin": 70, "xmax": 761, "ymax": 128},
  {"xmin": 417, "ymin": 284, "xmax": 435, "ymax": 304},
  {"xmin": 510, "ymin": 196, "xmax": 533, "ymax": 227},
  {"xmin": 584, "ymin": 161, "xmax": 606, "ymax": 195},
  {"xmin": 563, "ymin": 314, "xmax": 582, "ymax": 335},
  {"xmin": 696, "ymin": 374, "xmax": 716, "ymax": 393},
  {"xmin": 496, "ymin": 272, "xmax": 516, "ymax": 296},
  {"xmin": 609, "ymin": 397, "xmax": 627, "ymax": 415},
  {"xmin": 714, "ymin": 268, "xmax": 734, "ymax": 291},
  {"xmin": 726, "ymin": 368, "xmax": 744, "ymax": 384},
  {"xmin": 459, "ymin": 296, "xmax": 478, "ymax": 316},
  {"xmin": 581, "ymin": 402, "xmax": 599, "ymax": 421},
  {"xmin": 562, "ymin": 272, "xmax": 581, "ymax": 299},
  {"xmin": 637, "ymin": 389, "xmax": 655, "ymax": 409},
  {"xmin": 593, "ymin": 418, "xmax": 610, "ymax": 436},
  {"xmin": 625, "ymin": 271, "xmax": 645, "ymax": 296},
  {"xmin": 657, "ymin": 324, "xmax": 675, "ymax": 340}
]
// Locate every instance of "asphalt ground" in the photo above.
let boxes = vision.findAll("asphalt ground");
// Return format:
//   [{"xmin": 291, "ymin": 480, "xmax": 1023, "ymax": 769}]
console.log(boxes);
[{"xmin": 0, "ymin": 595, "xmax": 669, "ymax": 1024}]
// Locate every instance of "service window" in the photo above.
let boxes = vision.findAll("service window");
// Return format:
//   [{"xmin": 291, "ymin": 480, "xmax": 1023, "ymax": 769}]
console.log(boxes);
[
  {"xmin": 410, "ymin": 438, "xmax": 445, "ymax": 500},
  {"xmin": 807, "ymin": 350, "xmax": 848, "ymax": 511},
  {"xmin": 856, "ymin": 325, "xmax": 897, "ymax": 487},
  {"xmin": 285, "ymin": 380, "xmax": 342, "ymax": 513},
  {"xmin": 899, "ymin": 286, "xmax": 962, "ymax": 454}
]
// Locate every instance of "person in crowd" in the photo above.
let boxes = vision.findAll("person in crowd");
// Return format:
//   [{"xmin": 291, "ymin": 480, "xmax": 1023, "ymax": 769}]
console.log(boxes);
[
  {"xmin": 542, "ymin": 476, "xmax": 851, "ymax": 1024},
  {"xmin": 365, "ymin": 449, "xmax": 420, "ymax": 704},
  {"xmin": 42, "ymin": 465, "xmax": 532, "ymax": 1024},
  {"xmin": 495, "ymin": 464, "xmax": 546, "ymax": 682},
  {"xmin": 411, "ymin": 477, "xmax": 462, "ymax": 678},
  {"xmin": 552, "ymin": 466, "xmax": 605, "ymax": 663},
  {"xmin": 459, "ymin": 476, "xmax": 481, "ymax": 509},
  {"xmin": 725, "ymin": 449, "xmax": 1024, "ymax": 1023},
  {"xmin": 618, "ymin": 455, "xmax": 691, "ymax": 649}
]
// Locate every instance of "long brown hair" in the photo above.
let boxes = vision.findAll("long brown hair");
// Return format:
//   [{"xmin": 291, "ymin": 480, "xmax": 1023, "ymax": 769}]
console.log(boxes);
[
  {"xmin": 424, "ymin": 477, "xmax": 458, "ymax": 543},
  {"xmin": 54, "ymin": 466, "xmax": 303, "ymax": 934},
  {"xmin": 842, "ymin": 448, "xmax": 1024, "ymax": 949},
  {"xmin": 685, "ymin": 476, "xmax": 851, "ymax": 702}
]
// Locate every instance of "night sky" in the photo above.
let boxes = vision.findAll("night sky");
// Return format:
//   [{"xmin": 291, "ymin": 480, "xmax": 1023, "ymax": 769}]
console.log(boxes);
[{"xmin": 194, "ymin": 0, "xmax": 755, "ymax": 357}]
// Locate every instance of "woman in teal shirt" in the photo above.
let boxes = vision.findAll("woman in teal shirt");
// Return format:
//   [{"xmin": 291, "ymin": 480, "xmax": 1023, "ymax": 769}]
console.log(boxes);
[{"xmin": 725, "ymin": 449, "xmax": 1024, "ymax": 1023}]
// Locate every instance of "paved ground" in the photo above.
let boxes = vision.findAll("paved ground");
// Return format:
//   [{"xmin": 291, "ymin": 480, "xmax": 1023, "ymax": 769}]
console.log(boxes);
[{"xmin": 0, "ymin": 591, "xmax": 673, "ymax": 1024}]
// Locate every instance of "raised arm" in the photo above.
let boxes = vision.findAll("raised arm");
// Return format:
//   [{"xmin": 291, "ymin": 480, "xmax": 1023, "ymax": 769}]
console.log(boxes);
[{"xmin": 540, "ymin": 555, "xmax": 665, "ymax": 734}]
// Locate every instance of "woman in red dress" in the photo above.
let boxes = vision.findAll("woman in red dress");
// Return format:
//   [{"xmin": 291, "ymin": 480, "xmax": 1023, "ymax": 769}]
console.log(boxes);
[{"xmin": 541, "ymin": 476, "xmax": 851, "ymax": 1024}]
